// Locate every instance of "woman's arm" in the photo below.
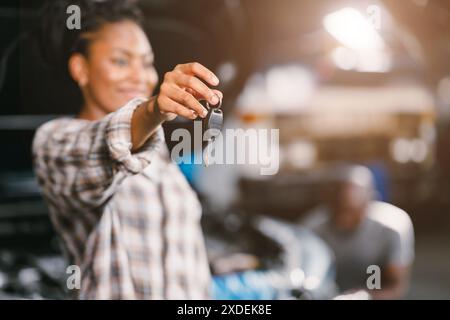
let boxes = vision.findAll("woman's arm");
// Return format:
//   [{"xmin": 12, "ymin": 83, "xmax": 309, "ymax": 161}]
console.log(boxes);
[
  {"xmin": 130, "ymin": 62, "xmax": 222, "ymax": 152},
  {"xmin": 33, "ymin": 62, "xmax": 221, "ymax": 211}
]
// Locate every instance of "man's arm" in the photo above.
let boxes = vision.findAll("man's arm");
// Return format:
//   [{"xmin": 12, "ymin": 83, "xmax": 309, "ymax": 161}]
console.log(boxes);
[
  {"xmin": 369, "ymin": 205, "xmax": 415, "ymax": 300},
  {"xmin": 368, "ymin": 264, "xmax": 411, "ymax": 300}
]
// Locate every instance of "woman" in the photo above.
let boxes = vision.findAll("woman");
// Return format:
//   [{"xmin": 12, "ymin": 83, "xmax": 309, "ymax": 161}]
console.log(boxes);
[{"xmin": 33, "ymin": 0, "xmax": 222, "ymax": 299}]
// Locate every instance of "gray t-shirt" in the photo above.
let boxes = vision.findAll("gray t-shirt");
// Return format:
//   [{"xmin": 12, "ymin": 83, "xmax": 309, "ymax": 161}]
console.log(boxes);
[{"xmin": 302, "ymin": 201, "xmax": 415, "ymax": 292}]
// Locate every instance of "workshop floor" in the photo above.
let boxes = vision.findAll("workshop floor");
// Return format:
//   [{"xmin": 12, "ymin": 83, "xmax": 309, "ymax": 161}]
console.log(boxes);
[{"xmin": 407, "ymin": 229, "xmax": 450, "ymax": 300}]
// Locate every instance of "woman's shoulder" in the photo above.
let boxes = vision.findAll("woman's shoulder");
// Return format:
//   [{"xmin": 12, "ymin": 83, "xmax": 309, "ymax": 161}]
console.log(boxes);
[
  {"xmin": 38, "ymin": 116, "xmax": 87, "ymax": 132},
  {"xmin": 36, "ymin": 117, "xmax": 88, "ymax": 134},
  {"xmin": 33, "ymin": 117, "xmax": 89, "ymax": 149}
]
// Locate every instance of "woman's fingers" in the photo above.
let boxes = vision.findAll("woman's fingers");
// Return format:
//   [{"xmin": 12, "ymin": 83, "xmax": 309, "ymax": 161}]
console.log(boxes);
[
  {"xmin": 174, "ymin": 62, "xmax": 220, "ymax": 87},
  {"xmin": 157, "ymin": 62, "xmax": 222, "ymax": 121},
  {"xmin": 174, "ymin": 73, "xmax": 220, "ymax": 105},
  {"xmin": 186, "ymin": 88, "xmax": 223, "ymax": 105},
  {"xmin": 158, "ymin": 95, "xmax": 197, "ymax": 120},
  {"xmin": 211, "ymin": 89, "xmax": 223, "ymax": 101},
  {"xmin": 160, "ymin": 83, "xmax": 208, "ymax": 117}
]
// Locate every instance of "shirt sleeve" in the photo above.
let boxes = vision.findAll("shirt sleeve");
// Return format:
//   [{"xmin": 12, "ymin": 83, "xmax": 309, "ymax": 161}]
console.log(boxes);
[
  {"xmin": 384, "ymin": 215, "xmax": 415, "ymax": 267},
  {"xmin": 32, "ymin": 98, "xmax": 164, "ymax": 210}
]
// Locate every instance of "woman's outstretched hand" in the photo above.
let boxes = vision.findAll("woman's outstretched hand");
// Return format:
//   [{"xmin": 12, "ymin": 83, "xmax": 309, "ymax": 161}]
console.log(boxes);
[
  {"xmin": 150, "ymin": 62, "xmax": 223, "ymax": 121},
  {"xmin": 131, "ymin": 62, "xmax": 222, "ymax": 152}
]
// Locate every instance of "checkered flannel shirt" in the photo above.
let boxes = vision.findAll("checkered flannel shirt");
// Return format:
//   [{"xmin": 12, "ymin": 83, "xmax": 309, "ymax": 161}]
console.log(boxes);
[{"xmin": 32, "ymin": 98, "xmax": 211, "ymax": 299}]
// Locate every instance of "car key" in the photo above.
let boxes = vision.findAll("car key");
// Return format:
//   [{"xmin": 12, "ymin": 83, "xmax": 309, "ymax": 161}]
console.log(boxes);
[{"xmin": 203, "ymin": 98, "xmax": 223, "ymax": 167}]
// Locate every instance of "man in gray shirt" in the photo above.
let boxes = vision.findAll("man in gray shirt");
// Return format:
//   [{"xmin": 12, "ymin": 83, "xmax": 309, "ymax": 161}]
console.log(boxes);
[{"xmin": 302, "ymin": 165, "xmax": 414, "ymax": 299}]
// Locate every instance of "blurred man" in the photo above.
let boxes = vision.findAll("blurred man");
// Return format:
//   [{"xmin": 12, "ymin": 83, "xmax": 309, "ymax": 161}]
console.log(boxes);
[{"xmin": 301, "ymin": 165, "xmax": 414, "ymax": 299}]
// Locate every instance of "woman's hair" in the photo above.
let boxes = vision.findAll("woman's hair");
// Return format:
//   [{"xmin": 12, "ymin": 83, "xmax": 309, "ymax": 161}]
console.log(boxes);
[{"xmin": 38, "ymin": 0, "xmax": 144, "ymax": 104}]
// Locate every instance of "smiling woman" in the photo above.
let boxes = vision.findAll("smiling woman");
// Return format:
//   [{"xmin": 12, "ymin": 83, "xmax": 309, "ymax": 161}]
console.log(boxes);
[
  {"xmin": 32, "ymin": 0, "xmax": 222, "ymax": 299},
  {"xmin": 39, "ymin": 0, "xmax": 158, "ymax": 118},
  {"xmin": 39, "ymin": 0, "xmax": 146, "ymax": 113},
  {"xmin": 72, "ymin": 20, "xmax": 159, "ymax": 119}
]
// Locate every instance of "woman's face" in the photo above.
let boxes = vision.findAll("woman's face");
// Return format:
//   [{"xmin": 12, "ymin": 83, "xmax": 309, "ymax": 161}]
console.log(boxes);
[{"xmin": 76, "ymin": 20, "xmax": 158, "ymax": 115}]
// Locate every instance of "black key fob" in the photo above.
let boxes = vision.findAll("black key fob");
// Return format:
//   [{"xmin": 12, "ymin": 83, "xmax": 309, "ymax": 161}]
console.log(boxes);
[
  {"xmin": 206, "ymin": 108, "xmax": 223, "ymax": 131},
  {"xmin": 203, "ymin": 100, "xmax": 223, "ymax": 139},
  {"xmin": 202, "ymin": 100, "xmax": 223, "ymax": 165}
]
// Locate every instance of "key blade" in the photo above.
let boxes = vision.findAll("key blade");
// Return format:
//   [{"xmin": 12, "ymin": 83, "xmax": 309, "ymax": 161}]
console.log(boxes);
[{"xmin": 203, "ymin": 136, "xmax": 217, "ymax": 167}]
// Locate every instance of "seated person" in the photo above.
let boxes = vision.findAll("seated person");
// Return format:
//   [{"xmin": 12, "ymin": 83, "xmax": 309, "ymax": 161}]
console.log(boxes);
[{"xmin": 301, "ymin": 165, "xmax": 414, "ymax": 299}]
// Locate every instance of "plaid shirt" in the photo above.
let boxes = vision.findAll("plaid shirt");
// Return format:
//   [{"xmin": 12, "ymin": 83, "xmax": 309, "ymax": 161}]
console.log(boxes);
[{"xmin": 32, "ymin": 98, "xmax": 211, "ymax": 299}]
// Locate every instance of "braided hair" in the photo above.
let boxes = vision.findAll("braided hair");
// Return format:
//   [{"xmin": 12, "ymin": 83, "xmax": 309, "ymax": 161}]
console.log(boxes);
[{"xmin": 38, "ymin": 0, "xmax": 144, "ymax": 108}]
